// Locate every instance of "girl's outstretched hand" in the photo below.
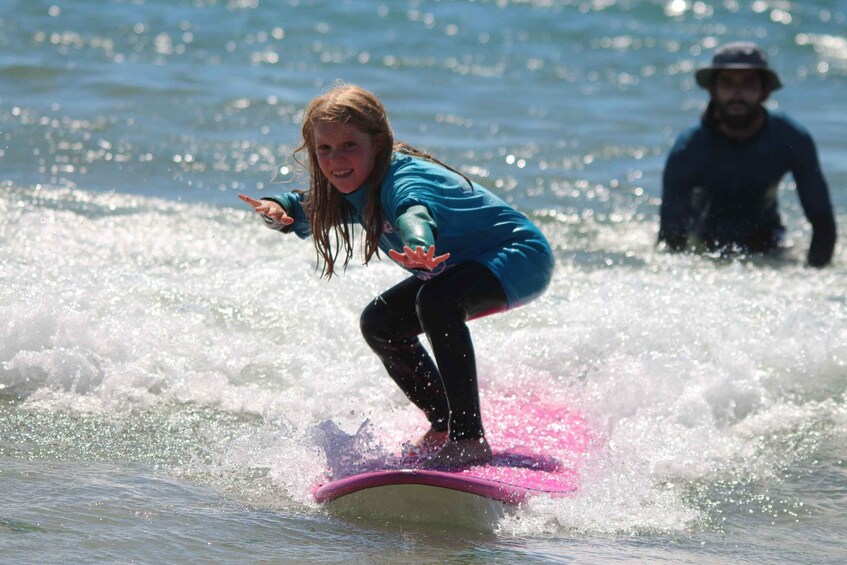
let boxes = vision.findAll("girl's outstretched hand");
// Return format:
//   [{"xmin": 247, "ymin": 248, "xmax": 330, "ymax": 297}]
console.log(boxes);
[
  {"xmin": 388, "ymin": 245, "xmax": 451, "ymax": 271},
  {"xmin": 238, "ymin": 193, "xmax": 294, "ymax": 225}
]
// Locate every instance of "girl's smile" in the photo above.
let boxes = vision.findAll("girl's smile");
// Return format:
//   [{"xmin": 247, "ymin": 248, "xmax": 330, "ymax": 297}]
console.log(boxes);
[{"xmin": 313, "ymin": 122, "xmax": 381, "ymax": 194}]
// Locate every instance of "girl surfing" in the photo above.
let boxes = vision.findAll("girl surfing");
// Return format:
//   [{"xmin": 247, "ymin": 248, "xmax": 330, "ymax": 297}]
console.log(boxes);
[{"xmin": 239, "ymin": 84, "xmax": 553, "ymax": 469}]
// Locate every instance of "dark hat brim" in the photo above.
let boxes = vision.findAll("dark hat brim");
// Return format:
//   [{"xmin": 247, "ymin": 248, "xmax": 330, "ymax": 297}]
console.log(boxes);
[{"xmin": 695, "ymin": 66, "xmax": 782, "ymax": 91}]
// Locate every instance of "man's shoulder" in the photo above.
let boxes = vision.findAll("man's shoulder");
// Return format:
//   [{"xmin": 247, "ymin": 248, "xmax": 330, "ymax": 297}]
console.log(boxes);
[
  {"xmin": 767, "ymin": 111, "xmax": 812, "ymax": 139},
  {"xmin": 670, "ymin": 122, "xmax": 711, "ymax": 156},
  {"xmin": 676, "ymin": 122, "xmax": 709, "ymax": 140}
]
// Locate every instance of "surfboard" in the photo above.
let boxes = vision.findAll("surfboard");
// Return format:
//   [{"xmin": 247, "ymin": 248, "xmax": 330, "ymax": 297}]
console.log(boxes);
[
  {"xmin": 313, "ymin": 451, "xmax": 577, "ymax": 504},
  {"xmin": 312, "ymin": 395, "xmax": 592, "ymax": 513}
]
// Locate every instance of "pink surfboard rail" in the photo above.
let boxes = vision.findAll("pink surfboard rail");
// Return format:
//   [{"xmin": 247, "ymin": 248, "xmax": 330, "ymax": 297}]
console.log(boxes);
[{"xmin": 313, "ymin": 466, "xmax": 577, "ymax": 505}]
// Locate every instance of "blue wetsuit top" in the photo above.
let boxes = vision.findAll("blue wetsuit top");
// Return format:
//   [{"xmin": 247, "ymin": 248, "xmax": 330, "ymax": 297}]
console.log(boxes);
[
  {"xmin": 268, "ymin": 153, "xmax": 553, "ymax": 307},
  {"xmin": 659, "ymin": 107, "xmax": 836, "ymax": 266}
]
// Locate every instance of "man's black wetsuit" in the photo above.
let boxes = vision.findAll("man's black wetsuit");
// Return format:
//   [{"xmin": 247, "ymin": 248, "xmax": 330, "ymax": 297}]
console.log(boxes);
[{"xmin": 659, "ymin": 106, "xmax": 836, "ymax": 266}]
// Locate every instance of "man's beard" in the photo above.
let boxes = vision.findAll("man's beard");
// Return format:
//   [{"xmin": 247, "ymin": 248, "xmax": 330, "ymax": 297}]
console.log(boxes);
[{"xmin": 715, "ymin": 100, "xmax": 761, "ymax": 129}]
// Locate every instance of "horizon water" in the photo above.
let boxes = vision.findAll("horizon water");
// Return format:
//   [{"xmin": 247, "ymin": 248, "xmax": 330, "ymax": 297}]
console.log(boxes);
[{"xmin": 2, "ymin": 1, "xmax": 846, "ymax": 563}]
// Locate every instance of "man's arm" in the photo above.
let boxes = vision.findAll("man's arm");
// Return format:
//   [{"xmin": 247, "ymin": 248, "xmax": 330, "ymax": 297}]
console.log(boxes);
[
  {"xmin": 789, "ymin": 125, "xmax": 836, "ymax": 267},
  {"xmin": 807, "ymin": 213, "xmax": 836, "ymax": 268},
  {"xmin": 658, "ymin": 133, "xmax": 698, "ymax": 251}
]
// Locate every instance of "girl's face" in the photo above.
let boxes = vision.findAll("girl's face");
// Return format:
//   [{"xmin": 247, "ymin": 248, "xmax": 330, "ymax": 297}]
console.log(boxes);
[{"xmin": 313, "ymin": 121, "xmax": 381, "ymax": 194}]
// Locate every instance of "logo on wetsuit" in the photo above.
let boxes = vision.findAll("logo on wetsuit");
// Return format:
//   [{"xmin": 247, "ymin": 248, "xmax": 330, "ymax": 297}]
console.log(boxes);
[{"xmin": 410, "ymin": 263, "xmax": 447, "ymax": 280}]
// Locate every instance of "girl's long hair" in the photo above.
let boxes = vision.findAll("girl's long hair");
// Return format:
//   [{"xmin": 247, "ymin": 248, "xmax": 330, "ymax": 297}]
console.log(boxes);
[{"xmin": 295, "ymin": 84, "xmax": 470, "ymax": 278}]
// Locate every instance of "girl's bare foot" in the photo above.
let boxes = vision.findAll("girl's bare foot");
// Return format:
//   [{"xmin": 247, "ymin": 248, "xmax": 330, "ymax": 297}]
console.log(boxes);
[
  {"xmin": 402, "ymin": 429, "xmax": 448, "ymax": 459},
  {"xmin": 415, "ymin": 429, "xmax": 449, "ymax": 451},
  {"xmin": 420, "ymin": 437, "xmax": 492, "ymax": 470}
]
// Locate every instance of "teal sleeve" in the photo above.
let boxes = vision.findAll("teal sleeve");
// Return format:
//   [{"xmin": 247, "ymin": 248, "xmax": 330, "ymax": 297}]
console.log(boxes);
[
  {"xmin": 263, "ymin": 192, "xmax": 311, "ymax": 239},
  {"xmin": 395, "ymin": 204, "xmax": 437, "ymax": 249}
]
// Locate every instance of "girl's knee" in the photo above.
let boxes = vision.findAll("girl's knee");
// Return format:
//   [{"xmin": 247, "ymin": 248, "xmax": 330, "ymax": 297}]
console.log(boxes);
[
  {"xmin": 359, "ymin": 300, "xmax": 382, "ymax": 344},
  {"xmin": 360, "ymin": 297, "xmax": 405, "ymax": 348}
]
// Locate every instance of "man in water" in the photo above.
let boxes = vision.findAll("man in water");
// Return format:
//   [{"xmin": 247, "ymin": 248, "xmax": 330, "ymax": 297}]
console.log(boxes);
[{"xmin": 658, "ymin": 41, "xmax": 836, "ymax": 267}]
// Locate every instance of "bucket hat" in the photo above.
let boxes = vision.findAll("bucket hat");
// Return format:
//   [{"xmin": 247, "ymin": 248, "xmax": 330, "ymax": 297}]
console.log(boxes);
[{"xmin": 695, "ymin": 42, "xmax": 782, "ymax": 91}]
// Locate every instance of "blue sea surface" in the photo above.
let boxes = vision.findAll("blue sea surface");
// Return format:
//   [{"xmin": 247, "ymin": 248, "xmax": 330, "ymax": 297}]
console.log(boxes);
[{"xmin": 2, "ymin": 1, "xmax": 846, "ymax": 563}]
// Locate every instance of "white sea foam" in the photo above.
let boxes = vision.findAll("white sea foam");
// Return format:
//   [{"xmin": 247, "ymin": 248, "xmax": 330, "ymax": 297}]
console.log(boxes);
[{"xmin": 2, "ymin": 184, "xmax": 845, "ymax": 533}]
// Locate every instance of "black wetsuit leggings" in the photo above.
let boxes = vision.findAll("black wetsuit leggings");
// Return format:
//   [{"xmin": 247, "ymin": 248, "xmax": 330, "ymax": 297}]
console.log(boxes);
[{"xmin": 360, "ymin": 261, "xmax": 508, "ymax": 442}]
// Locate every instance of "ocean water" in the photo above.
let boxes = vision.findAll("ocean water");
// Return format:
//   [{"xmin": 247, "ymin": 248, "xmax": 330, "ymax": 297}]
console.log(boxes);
[{"xmin": 2, "ymin": 0, "xmax": 846, "ymax": 563}]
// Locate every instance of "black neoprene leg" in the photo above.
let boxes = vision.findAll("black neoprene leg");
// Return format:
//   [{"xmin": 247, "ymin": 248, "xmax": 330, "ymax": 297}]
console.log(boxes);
[
  {"xmin": 360, "ymin": 261, "xmax": 508, "ymax": 441},
  {"xmin": 415, "ymin": 262, "xmax": 508, "ymax": 441},
  {"xmin": 360, "ymin": 275, "xmax": 450, "ymax": 431}
]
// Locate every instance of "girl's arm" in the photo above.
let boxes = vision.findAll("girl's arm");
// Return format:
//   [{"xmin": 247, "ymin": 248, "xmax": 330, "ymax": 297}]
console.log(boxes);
[
  {"xmin": 388, "ymin": 245, "xmax": 450, "ymax": 270},
  {"xmin": 238, "ymin": 194, "xmax": 293, "ymax": 225},
  {"xmin": 388, "ymin": 205, "xmax": 450, "ymax": 270},
  {"xmin": 238, "ymin": 193, "xmax": 312, "ymax": 238}
]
